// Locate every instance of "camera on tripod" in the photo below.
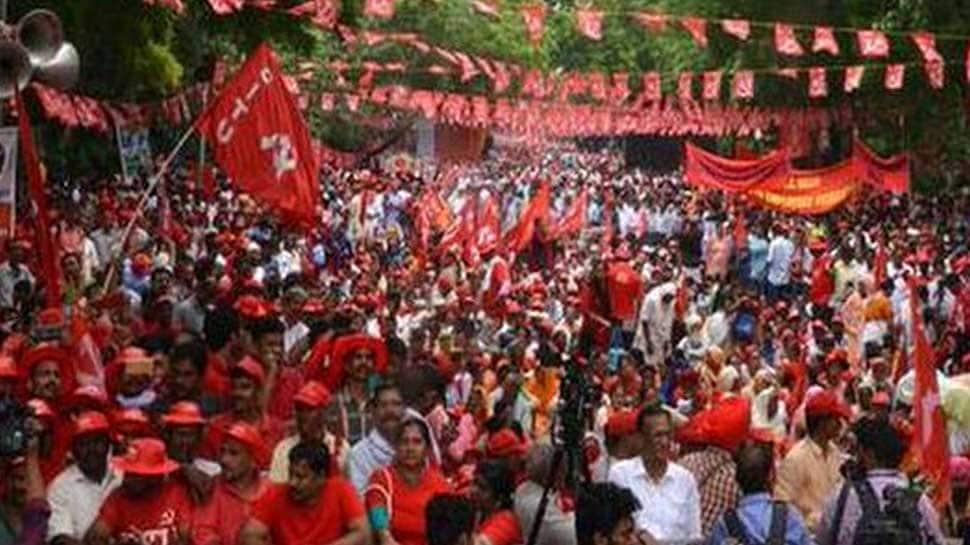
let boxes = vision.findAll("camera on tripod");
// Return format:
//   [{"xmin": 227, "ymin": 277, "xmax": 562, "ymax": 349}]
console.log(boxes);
[{"xmin": 0, "ymin": 397, "xmax": 31, "ymax": 458}]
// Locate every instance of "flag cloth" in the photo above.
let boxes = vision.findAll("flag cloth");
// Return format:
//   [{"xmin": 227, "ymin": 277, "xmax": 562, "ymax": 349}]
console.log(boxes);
[
  {"xmin": 437, "ymin": 195, "xmax": 476, "ymax": 257},
  {"xmin": 858, "ymin": 30, "xmax": 890, "ymax": 57},
  {"xmin": 813, "ymin": 26, "xmax": 839, "ymax": 55},
  {"xmin": 475, "ymin": 194, "xmax": 501, "ymax": 256},
  {"xmin": 732, "ymin": 70, "xmax": 754, "ymax": 99},
  {"xmin": 680, "ymin": 17, "xmax": 708, "ymax": 48},
  {"xmin": 197, "ymin": 44, "xmax": 319, "ymax": 225},
  {"xmin": 808, "ymin": 68, "xmax": 827, "ymax": 98},
  {"xmin": 774, "ymin": 24, "xmax": 804, "ymax": 56},
  {"xmin": 551, "ymin": 187, "xmax": 587, "ymax": 240},
  {"xmin": 521, "ymin": 4, "xmax": 547, "ymax": 46},
  {"xmin": 908, "ymin": 277, "xmax": 951, "ymax": 509},
  {"xmin": 632, "ymin": 13, "xmax": 666, "ymax": 32},
  {"xmin": 702, "ymin": 71, "xmax": 722, "ymax": 101},
  {"xmin": 16, "ymin": 88, "xmax": 61, "ymax": 308},
  {"xmin": 844, "ymin": 66, "xmax": 865, "ymax": 93},
  {"xmin": 575, "ymin": 8, "xmax": 604, "ymax": 41},
  {"xmin": 364, "ymin": 0, "xmax": 395, "ymax": 19},
  {"xmin": 721, "ymin": 19, "xmax": 750, "ymax": 41},
  {"xmin": 503, "ymin": 181, "xmax": 551, "ymax": 253}
]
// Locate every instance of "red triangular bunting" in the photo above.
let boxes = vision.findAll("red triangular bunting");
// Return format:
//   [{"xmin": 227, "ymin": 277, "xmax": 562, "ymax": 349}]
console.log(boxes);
[
  {"xmin": 471, "ymin": 0, "xmax": 499, "ymax": 17},
  {"xmin": 678, "ymin": 72, "xmax": 693, "ymax": 101},
  {"xmin": 885, "ymin": 64, "xmax": 905, "ymax": 90},
  {"xmin": 521, "ymin": 4, "xmax": 547, "ymax": 45},
  {"xmin": 775, "ymin": 24, "xmax": 804, "ymax": 56},
  {"xmin": 721, "ymin": 19, "xmax": 750, "ymax": 41},
  {"xmin": 732, "ymin": 70, "xmax": 754, "ymax": 99},
  {"xmin": 844, "ymin": 66, "xmax": 864, "ymax": 92},
  {"xmin": 576, "ymin": 8, "xmax": 604, "ymax": 41},
  {"xmin": 808, "ymin": 67, "xmax": 827, "ymax": 98},
  {"xmin": 702, "ymin": 71, "xmax": 722, "ymax": 100},
  {"xmin": 632, "ymin": 12, "xmax": 666, "ymax": 32},
  {"xmin": 641, "ymin": 72, "xmax": 662, "ymax": 102},
  {"xmin": 680, "ymin": 17, "xmax": 708, "ymax": 48},
  {"xmin": 610, "ymin": 72, "xmax": 630, "ymax": 104},
  {"xmin": 925, "ymin": 61, "xmax": 945, "ymax": 89},
  {"xmin": 858, "ymin": 30, "xmax": 890, "ymax": 58},
  {"xmin": 812, "ymin": 26, "xmax": 839, "ymax": 55},
  {"xmin": 912, "ymin": 32, "xmax": 943, "ymax": 64}
]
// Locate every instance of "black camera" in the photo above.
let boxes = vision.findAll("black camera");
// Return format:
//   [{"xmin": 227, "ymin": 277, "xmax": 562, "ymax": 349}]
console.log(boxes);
[{"xmin": 0, "ymin": 397, "xmax": 30, "ymax": 458}]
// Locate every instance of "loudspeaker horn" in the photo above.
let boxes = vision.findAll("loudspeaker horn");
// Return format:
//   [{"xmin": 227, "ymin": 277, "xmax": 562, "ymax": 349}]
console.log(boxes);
[
  {"xmin": 17, "ymin": 9, "xmax": 65, "ymax": 65},
  {"xmin": 33, "ymin": 42, "xmax": 79, "ymax": 90},
  {"xmin": 0, "ymin": 41, "xmax": 33, "ymax": 99}
]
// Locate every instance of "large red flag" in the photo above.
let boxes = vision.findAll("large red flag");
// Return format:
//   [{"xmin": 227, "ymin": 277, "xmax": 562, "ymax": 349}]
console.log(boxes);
[
  {"xmin": 475, "ymin": 194, "xmax": 501, "ymax": 256},
  {"xmin": 503, "ymin": 181, "xmax": 551, "ymax": 254},
  {"xmin": 551, "ymin": 187, "xmax": 588, "ymax": 240},
  {"xmin": 16, "ymin": 89, "xmax": 61, "ymax": 308},
  {"xmin": 197, "ymin": 44, "xmax": 319, "ymax": 225},
  {"xmin": 908, "ymin": 278, "xmax": 951, "ymax": 509},
  {"xmin": 436, "ymin": 195, "xmax": 476, "ymax": 257}
]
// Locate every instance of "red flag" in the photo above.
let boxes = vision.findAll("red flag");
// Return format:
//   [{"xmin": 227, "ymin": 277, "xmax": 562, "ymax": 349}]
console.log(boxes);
[
  {"xmin": 631, "ymin": 12, "xmax": 666, "ymax": 32},
  {"xmin": 678, "ymin": 72, "xmax": 693, "ymax": 101},
  {"xmin": 609, "ymin": 72, "xmax": 630, "ymax": 105},
  {"xmin": 732, "ymin": 212, "xmax": 747, "ymax": 251},
  {"xmin": 808, "ymin": 67, "xmax": 827, "ymax": 98},
  {"xmin": 721, "ymin": 19, "xmax": 750, "ymax": 41},
  {"xmin": 911, "ymin": 32, "xmax": 943, "ymax": 64},
  {"xmin": 364, "ymin": 0, "xmax": 395, "ymax": 19},
  {"xmin": 674, "ymin": 275, "xmax": 688, "ymax": 320},
  {"xmin": 504, "ymin": 181, "xmax": 551, "ymax": 254},
  {"xmin": 196, "ymin": 44, "xmax": 319, "ymax": 225},
  {"xmin": 16, "ymin": 88, "xmax": 61, "ymax": 307},
  {"xmin": 207, "ymin": 0, "xmax": 244, "ymax": 14},
  {"xmin": 844, "ymin": 66, "xmax": 865, "ymax": 93},
  {"xmin": 885, "ymin": 64, "xmax": 905, "ymax": 91},
  {"xmin": 813, "ymin": 26, "xmax": 840, "ymax": 55},
  {"xmin": 576, "ymin": 8, "xmax": 604, "ymax": 41},
  {"xmin": 775, "ymin": 24, "xmax": 804, "ymax": 56},
  {"xmin": 551, "ymin": 187, "xmax": 587, "ymax": 239},
  {"xmin": 908, "ymin": 277, "xmax": 951, "ymax": 509},
  {"xmin": 925, "ymin": 61, "xmax": 945, "ymax": 90},
  {"xmin": 70, "ymin": 310, "xmax": 105, "ymax": 389},
  {"xmin": 732, "ymin": 70, "xmax": 754, "ymax": 99},
  {"xmin": 641, "ymin": 72, "xmax": 662, "ymax": 102},
  {"xmin": 521, "ymin": 5, "xmax": 547, "ymax": 46},
  {"xmin": 702, "ymin": 71, "xmax": 722, "ymax": 101},
  {"xmin": 474, "ymin": 194, "xmax": 501, "ymax": 256},
  {"xmin": 438, "ymin": 196, "xmax": 476, "ymax": 257},
  {"xmin": 858, "ymin": 30, "xmax": 890, "ymax": 58},
  {"xmin": 680, "ymin": 17, "xmax": 708, "ymax": 48},
  {"xmin": 587, "ymin": 72, "xmax": 608, "ymax": 102},
  {"xmin": 288, "ymin": 0, "xmax": 338, "ymax": 29},
  {"xmin": 471, "ymin": 0, "xmax": 499, "ymax": 17}
]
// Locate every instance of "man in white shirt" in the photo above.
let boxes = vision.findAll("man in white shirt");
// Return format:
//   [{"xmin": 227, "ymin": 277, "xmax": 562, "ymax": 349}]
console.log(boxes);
[
  {"xmin": 766, "ymin": 225, "xmax": 795, "ymax": 301},
  {"xmin": 0, "ymin": 239, "xmax": 34, "ymax": 309},
  {"xmin": 608, "ymin": 403, "xmax": 702, "ymax": 544},
  {"xmin": 46, "ymin": 412, "xmax": 121, "ymax": 545}
]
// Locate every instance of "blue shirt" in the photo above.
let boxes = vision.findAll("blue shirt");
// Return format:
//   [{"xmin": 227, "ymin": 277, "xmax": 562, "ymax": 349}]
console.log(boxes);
[{"xmin": 709, "ymin": 493, "xmax": 815, "ymax": 545}]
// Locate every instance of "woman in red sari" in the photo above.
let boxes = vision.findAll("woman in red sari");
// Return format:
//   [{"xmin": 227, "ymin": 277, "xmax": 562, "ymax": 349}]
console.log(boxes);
[
  {"xmin": 366, "ymin": 417, "xmax": 451, "ymax": 545},
  {"xmin": 470, "ymin": 459, "xmax": 523, "ymax": 545}
]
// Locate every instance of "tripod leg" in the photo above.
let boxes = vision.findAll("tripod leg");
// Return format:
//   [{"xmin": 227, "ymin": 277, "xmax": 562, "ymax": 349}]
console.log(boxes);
[{"xmin": 525, "ymin": 447, "xmax": 565, "ymax": 545}]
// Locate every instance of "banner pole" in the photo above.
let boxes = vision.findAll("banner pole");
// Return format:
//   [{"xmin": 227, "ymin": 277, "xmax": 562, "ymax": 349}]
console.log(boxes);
[{"xmin": 101, "ymin": 123, "xmax": 197, "ymax": 295}]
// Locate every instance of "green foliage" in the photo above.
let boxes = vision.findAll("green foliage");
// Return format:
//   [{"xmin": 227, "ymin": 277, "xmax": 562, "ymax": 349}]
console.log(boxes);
[{"xmin": 7, "ymin": 0, "xmax": 970, "ymax": 186}]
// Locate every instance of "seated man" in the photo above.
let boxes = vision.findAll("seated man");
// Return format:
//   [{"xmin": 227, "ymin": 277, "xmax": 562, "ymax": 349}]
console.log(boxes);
[{"xmin": 240, "ymin": 442, "xmax": 370, "ymax": 545}]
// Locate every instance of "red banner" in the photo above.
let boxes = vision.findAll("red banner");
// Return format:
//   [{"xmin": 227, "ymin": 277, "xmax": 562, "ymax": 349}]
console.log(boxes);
[
  {"xmin": 197, "ymin": 43, "xmax": 319, "ymax": 224},
  {"xmin": 748, "ymin": 161, "xmax": 861, "ymax": 215},
  {"xmin": 684, "ymin": 143, "xmax": 791, "ymax": 193},
  {"xmin": 853, "ymin": 137, "xmax": 909, "ymax": 194}
]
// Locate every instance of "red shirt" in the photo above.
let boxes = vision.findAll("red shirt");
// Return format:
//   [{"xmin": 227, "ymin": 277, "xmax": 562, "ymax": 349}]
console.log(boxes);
[
  {"xmin": 203, "ymin": 352, "xmax": 231, "ymax": 401},
  {"xmin": 192, "ymin": 477, "xmax": 269, "ymax": 545},
  {"xmin": 365, "ymin": 466, "xmax": 452, "ymax": 545},
  {"xmin": 250, "ymin": 478, "xmax": 364, "ymax": 545},
  {"xmin": 97, "ymin": 481, "xmax": 192, "ymax": 545},
  {"xmin": 809, "ymin": 256, "xmax": 834, "ymax": 307},
  {"xmin": 478, "ymin": 510, "xmax": 523, "ymax": 545}
]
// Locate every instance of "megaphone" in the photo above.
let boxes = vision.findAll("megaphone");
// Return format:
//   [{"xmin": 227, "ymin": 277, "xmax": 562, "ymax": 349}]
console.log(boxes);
[
  {"xmin": 0, "ymin": 41, "xmax": 33, "ymax": 99},
  {"xmin": 33, "ymin": 42, "xmax": 79, "ymax": 90},
  {"xmin": 17, "ymin": 9, "xmax": 64, "ymax": 65}
]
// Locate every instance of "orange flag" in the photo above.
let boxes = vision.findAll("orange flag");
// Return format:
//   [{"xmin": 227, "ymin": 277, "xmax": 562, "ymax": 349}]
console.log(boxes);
[
  {"xmin": 908, "ymin": 277, "xmax": 951, "ymax": 508},
  {"xmin": 503, "ymin": 181, "xmax": 551, "ymax": 253}
]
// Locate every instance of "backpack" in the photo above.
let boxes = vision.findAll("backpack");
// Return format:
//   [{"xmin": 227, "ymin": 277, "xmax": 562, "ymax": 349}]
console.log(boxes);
[
  {"xmin": 847, "ymin": 479, "xmax": 929, "ymax": 545},
  {"xmin": 723, "ymin": 501, "xmax": 788, "ymax": 545}
]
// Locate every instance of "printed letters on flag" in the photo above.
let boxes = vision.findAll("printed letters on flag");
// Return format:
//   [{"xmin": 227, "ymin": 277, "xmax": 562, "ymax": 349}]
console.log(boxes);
[
  {"xmin": 858, "ymin": 30, "xmax": 890, "ymax": 57},
  {"xmin": 196, "ymin": 44, "xmax": 319, "ymax": 224},
  {"xmin": 732, "ymin": 70, "xmax": 754, "ymax": 99}
]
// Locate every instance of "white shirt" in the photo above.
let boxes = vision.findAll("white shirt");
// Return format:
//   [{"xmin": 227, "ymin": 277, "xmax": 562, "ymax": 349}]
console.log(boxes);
[
  {"xmin": 607, "ymin": 457, "xmax": 702, "ymax": 543},
  {"xmin": 46, "ymin": 464, "xmax": 122, "ymax": 541},
  {"xmin": 767, "ymin": 236, "xmax": 795, "ymax": 286}
]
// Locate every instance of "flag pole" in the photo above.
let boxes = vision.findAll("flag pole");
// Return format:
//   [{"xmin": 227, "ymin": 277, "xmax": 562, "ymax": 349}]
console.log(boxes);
[{"xmin": 101, "ymin": 123, "xmax": 198, "ymax": 295}]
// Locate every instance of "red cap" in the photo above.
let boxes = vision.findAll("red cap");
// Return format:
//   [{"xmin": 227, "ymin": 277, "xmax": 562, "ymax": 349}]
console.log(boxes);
[
  {"xmin": 113, "ymin": 438, "xmax": 179, "ymax": 476},
  {"xmin": 605, "ymin": 410, "xmax": 639, "ymax": 439},
  {"xmin": 21, "ymin": 344, "xmax": 70, "ymax": 373},
  {"xmin": 293, "ymin": 381, "xmax": 332, "ymax": 408},
  {"xmin": 161, "ymin": 401, "xmax": 206, "ymax": 426},
  {"xmin": 872, "ymin": 391, "xmax": 891, "ymax": 407},
  {"xmin": 72, "ymin": 410, "xmax": 111, "ymax": 439},
  {"xmin": 112, "ymin": 408, "xmax": 154, "ymax": 436},
  {"xmin": 234, "ymin": 295, "xmax": 275, "ymax": 320},
  {"xmin": 224, "ymin": 421, "xmax": 269, "ymax": 467},
  {"xmin": 67, "ymin": 385, "xmax": 109, "ymax": 410},
  {"xmin": 485, "ymin": 429, "xmax": 528, "ymax": 459},
  {"xmin": 301, "ymin": 298, "xmax": 327, "ymax": 315},
  {"xmin": 233, "ymin": 356, "xmax": 266, "ymax": 385},
  {"xmin": 676, "ymin": 397, "xmax": 751, "ymax": 452},
  {"xmin": 805, "ymin": 391, "xmax": 852, "ymax": 420},
  {"xmin": 331, "ymin": 334, "xmax": 388, "ymax": 375},
  {"xmin": 0, "ymin": 355, "xmax": 18, "ymax": 379}
]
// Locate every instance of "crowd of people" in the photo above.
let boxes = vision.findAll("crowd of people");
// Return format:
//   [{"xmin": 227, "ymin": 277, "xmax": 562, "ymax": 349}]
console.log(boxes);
[{"xmin": 0, "ymin": 143, "xmax": 969, "ymax": 545}]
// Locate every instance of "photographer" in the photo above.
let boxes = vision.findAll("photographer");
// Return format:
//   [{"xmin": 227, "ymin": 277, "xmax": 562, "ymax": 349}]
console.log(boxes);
[
  {"xmin": 575, "ymin": 482, "xmax": 654, "ymax": 545},
  {"xmin": 0, "ymin": 408, "xmax": 51, "ymax": 545}
]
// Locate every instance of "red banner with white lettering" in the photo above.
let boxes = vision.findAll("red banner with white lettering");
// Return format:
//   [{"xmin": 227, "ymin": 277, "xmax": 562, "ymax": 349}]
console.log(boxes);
[{"xmin": 196, "ymin": 44, "xmax": 319, "ymax": 224}]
